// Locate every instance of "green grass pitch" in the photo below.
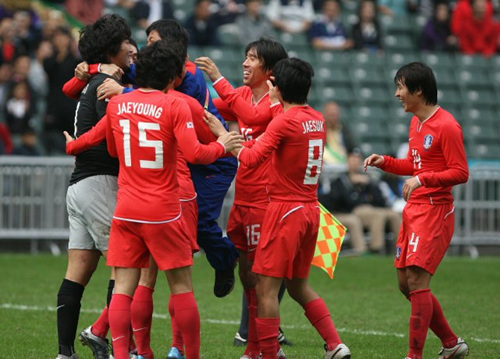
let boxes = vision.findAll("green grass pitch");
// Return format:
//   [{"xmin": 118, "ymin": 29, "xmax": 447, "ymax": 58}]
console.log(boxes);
[{"xmin": 0, "ymin": 254, "xmax": 499, "ymax": 358}]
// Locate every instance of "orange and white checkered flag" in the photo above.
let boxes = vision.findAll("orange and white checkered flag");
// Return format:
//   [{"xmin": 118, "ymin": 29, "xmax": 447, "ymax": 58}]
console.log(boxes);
[{"xmin": 312, "ymin": 203, "xmax": 346, "ymax": 279}]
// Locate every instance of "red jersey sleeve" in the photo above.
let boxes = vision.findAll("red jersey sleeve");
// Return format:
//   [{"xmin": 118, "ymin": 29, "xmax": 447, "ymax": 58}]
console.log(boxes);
[
  {"xmin": 62, "ymin": 64, "xmax": 101, "ymax": 100},
  {"xmin": 214, "ymin": 97, "xmax": 238, "ymax": 122},
  {"xmin": 380, "ymin": 154, "xmax": 414, "ymax": 176},
  {"xmin": 418, "ymin": 121, "xmax": 469, "ymax": 187},
  {"xmin": 214, "ymin": 77, "xmax": 283, "ymax": 126},
  {"xmin": 172, "ymin": 99, "xmax": 225, "ymax": 164},
  {"xmin": 62, "ymin": 77, "xmax": 88, "ymax": 100},
  {"xmin": 238, "ymin": 115, "xmax": 286, "ymax": 168},
  {"xmin": 67, "ymin": 116, "xmax": 107, "ymax": 155}
]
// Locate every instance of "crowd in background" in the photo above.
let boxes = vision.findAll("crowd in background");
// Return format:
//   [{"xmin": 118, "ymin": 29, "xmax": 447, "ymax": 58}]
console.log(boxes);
[{"xmin": 0, "ymin": 0, "xmax": 498, "ymax": 156}]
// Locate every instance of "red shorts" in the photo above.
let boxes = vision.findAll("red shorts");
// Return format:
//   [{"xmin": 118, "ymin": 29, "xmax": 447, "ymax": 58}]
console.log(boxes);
[
  {"xmin": 395, "ymin": 202, "xmax": 455, "ymax": 275},
  {"xmin": 227, "ymin": 204, "xmax": 267, "ymax": 261},
  {"xmin": 181, "ymin": 198, "xmax": 200, "ymax": 253},
  {"xmin": 253, "ymin": 201, "xmax": 320, "ymax": 279},
  {"xmin": 107, "ymin": 217, "xmax": 194, "ymax": 271}
]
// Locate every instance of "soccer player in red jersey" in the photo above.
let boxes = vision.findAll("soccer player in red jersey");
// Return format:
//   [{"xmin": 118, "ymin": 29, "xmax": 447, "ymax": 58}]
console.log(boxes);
[
  {"xmin": 105, "ymin": 41, "xmax": 242, "ymax": 359},
  {"xmin": 195, "ymin": 38, "xmax": 288, "ymax": 359},
  {"xmin": 204, "ymin": 58, "xmax": 351, "ymax": 359},
  {"xmin": 364, "ymin": 62, "xmax": 470, "ymax": 359}
]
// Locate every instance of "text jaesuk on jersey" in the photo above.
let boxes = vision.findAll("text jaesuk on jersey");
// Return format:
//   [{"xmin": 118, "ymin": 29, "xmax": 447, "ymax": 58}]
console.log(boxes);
[{"xmin": 302, "ymin": 120, "xmax": 324, "ymax": 134}]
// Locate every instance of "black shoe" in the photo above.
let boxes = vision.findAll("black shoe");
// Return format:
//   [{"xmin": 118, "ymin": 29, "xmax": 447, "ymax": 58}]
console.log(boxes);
[
  {"xmin": 278, "ymin": 327, "xmax": 293, "ymax": 346},
  {"xmin": 214, "ymin": 266, "xmax": 236, "ymax": 297},
  {"xmin": 233, "ymin": 332, "xmax": 248, "ymax": 347}
]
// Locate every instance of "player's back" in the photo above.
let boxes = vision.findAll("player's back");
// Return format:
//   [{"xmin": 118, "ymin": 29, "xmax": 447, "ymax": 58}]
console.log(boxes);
[
  {"xmin": 269, "ymin": 105, "xmax": 326, "ymax": 202},
  {"xmin": 107, "ymin": 89, "xmax": 187, "ymax": 222}
]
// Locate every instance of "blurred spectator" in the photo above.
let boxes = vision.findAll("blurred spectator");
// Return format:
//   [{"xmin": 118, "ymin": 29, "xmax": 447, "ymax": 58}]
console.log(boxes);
[
  {"xmin": 211, "ymin": 0, "xmax": 246, "ymax": 26},
  {"xmin": 267, "ymin": 0, "xmax": 315, "ymax": 34},
  {"xmin": 319, "ymin": 149, "xmax": 402, "ymax": 254},
  {"xmin": 0, "ymin": 63, "xmax": 12, "ymax": 111},
  {"xmin": 0, "ymin": 18, "xmax": 19, "ymax": 63},
  {"xmin": 451, "ymin": 0, "xmax": 494, "ymax": 35},
  {"xmin": 146, "ymin": 0, "xmax": 175, "ymax": 24},
  {"xmin": 185, "ymin": 0, "xmax": 221, "ymax": 46},
  {"xmin": 322, "ymin": 101, "xmax": 357, "ymax": 165},
  {"xmin": 4, "ymin": 80, "xmax": 34, "ymax": 135},
  {"xmin": 42, "ymin": 26, "xmax": 79, "ymax": 154},
  {"xmin": 351, "ymin": 0, "xmax": 384, "ymax": 54},
  {"xmin": 452, "ymin": 0, "xmax": 498, "ymax": 57},
  {"xmin": 65, "ymin": 0, "xmax": 105, "ymax": 25},
  {"xmin": 13, "ymin": 10, "xmax": 42, "ymax": 55},
  {"xmin": 309, "ymin": 0, "xmax": 353, "ymax": 50},
  {"xmin": 378, "ymin": 0, "xmax": 414, "ymax": 16},
  {"xmin": 12, "ymin": 126, "xmax": 41, "ymax": 156},
  {"xmin": 235, "ymin": 0, "xmax": 275, "ymax": 44},
  {"xmin": 0, "ymin": 121, "xmax": 13, "ymax": 154},
  {"xmin": 420, "ymin": 1, "xmax": 458, "ymax": 52}
]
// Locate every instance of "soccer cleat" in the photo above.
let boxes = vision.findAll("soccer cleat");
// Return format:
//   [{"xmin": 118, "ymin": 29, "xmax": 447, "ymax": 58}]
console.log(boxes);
[
  {"xmin": 234, "ymin": 332, "xmax": 248, "ymax": 347},
  {"xmin": 56, "ymin": 354, "xmax": 79, "ymax": 359},
  {"xmin": 78, "ymin": 326, "xmax": 110, "ymax": 359},
  {"xmin": 438, "ymin": 337, "xmax": 469, "ymax": 359},
  {"xmin": 278, "ymin": 327, "xmax": 293, "ymax": 346},
  {"xmin": 325, "ymin": 343, "xmax": 351, "ymax": 359},
  {"xmin": 167, "ymin": 347, "xmax": 186, "ymax": 359},
  {"xmin": 214, "ymin": 266, "xmax": 236, "ymax": 297},
  {"xmin": 239, "ymin": 353, "xmax": 259, "ymax": 359},
  {"xmin": 277, "ymin": 347, "xmax": 286, "ymax": 358}
]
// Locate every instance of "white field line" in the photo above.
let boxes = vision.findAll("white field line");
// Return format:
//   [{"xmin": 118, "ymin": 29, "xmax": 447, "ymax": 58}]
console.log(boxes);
[{"xmin": 1, "ymin": 303, "xmax": 499, "ymax": 344}]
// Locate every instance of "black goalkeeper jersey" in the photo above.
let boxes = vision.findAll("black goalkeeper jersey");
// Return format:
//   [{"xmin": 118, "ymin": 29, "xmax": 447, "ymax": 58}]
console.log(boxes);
[{"xmin": 69, "ymin": 73, "xmax": 119, "ymax": 185}]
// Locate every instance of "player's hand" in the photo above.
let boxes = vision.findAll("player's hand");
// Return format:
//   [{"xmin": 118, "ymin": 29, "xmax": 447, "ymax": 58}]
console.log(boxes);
[
  {"xmin": 402, "ymin": 176, "xmax": 421, "ymax": 202},
  {"xmin": 99, "ymin": 63, "xmax": 124, "ymax": 80},
  {"xmin": 267, "ymin": 78, "xmax": 280, "ymax": 105},
  {"xmin": 203, "ymin": 110, "xmax": 228, "ymax": 137},
  {"xmin": 97, "ymin": 78, "xmax": 124, "ymax": 100},
  {"xmin": 75, "ymin": 62, "xmax": 90, "ymax": 81},
  {"xmin": 194, "ymin": 57, "xmax": 223, "ymax": 82},
  {"xmin": 217, "ymin": 131, "xmax": 244, "ymax": 153},
  {"xmin": 364, "ymin": 153, "xmax": 384, "ymax": 171}
]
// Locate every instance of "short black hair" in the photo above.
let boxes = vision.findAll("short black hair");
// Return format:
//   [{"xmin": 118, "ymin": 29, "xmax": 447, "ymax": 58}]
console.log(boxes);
[
  {"xmin": 245, "ymin": 37, "xmax": 289, "ymax": 72},
  {"xmin": 273, "ymin": 58, "xmax": 314, "ymax": 104},
  {"xmin": 136, "ymin": 40, "xmax": 184, "ymax": 90},
  {"xmin": 79, "ymin": 14, "xmax": 131, "ymax": 64},
  {"xmin": 394, "ymin": 62, "xmax": 438, "ymax": 105},
  {"xmin": 129, "ymin": 37, "xmax": 138, "ymax": 50},
  {"xmin": 146, "ymin": 19, "xmax": 189, "ymax": 49}
]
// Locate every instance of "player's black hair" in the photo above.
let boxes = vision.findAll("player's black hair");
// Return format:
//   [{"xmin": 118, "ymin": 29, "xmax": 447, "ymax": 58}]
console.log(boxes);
[
  {"xmin": 129, "ymin": 37, "xmax": 138, "ymax": 50},
  {"xmin": 79, "ymin": 14, "xmax": 131, "ymax": 64},
  {"xmin": 273, "ymin": 58, "xmax": 314, "ymax": 104},
  {"xmin": 146, "ymin": 19, "xmax": 189, "ymax": 49},
  {"xmin": 245, "ymin": 37, "xmax": 289, "ymax": 72},
  {"xmin": 136, "ymin": 40, "xmax": 184, "ymax": 91},
  {"xmin": 394, "ymin": 62, "xmax": 438, "ymax": 106}
]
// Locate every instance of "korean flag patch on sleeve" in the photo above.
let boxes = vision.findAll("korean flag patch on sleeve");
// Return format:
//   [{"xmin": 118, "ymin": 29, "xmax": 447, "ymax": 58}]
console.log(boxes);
[{"xmin": 187, "ymin": 122, "xmax": 194, "ymax": 128}]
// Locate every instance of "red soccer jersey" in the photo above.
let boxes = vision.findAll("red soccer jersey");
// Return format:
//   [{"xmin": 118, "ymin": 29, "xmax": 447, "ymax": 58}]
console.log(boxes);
[
  {"xmin": 381, "ymin": 107, "xmax": 469, "ymax": 204},
  {"xmin": 238, "ymin": 105, "xmax": 326, "ymax": 202},
  {"xmin": 214, "ymin": 78, "xmax": 283, "ymax": 208},
  {"xmin": 106, "ymin": 89, "xmax": 225, "ymax": 222}
]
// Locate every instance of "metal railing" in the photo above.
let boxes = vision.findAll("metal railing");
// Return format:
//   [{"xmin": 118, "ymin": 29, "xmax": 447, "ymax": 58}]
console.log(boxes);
[{"xmin": 1, "ymin": 157, "xmax": 499, "ymax": 255}]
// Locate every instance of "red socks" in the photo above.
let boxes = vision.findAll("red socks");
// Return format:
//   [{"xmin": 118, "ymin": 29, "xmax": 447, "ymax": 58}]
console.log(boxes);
[
  {"xmin": 171, "ymin": 292, "xmax": 200, "ymax": 359},
  {"xmin": 91, "ymin": 306, "xmax": 109, "ymax": 339},
  {"xmin": 169, "ymin": 294, "xmax": 184, "ymax": 355},
  {"xmin": 244, "ymin": 288, "xmax": 260, "ymax": 357},
  {"xmin": 256, "ymin": 317, "xmax": 280, "ymax": 359},
  {"xmin": 304, "ymin": 298, "xmax": 341, "ymax": 351},
  {"xmin": 408, "ymin": 289, "xmax": 433, "ymax": 359},
  {"xmin": 131, "ymin": 285, "xmax": 154, "ymax": 357},
  {"xmin": 429, "ymin": 292, "xmax": 458, "ymax": 348},
  {"xmin": 109, "ymin": 294, "xmax": 133, "ymax": 359}
]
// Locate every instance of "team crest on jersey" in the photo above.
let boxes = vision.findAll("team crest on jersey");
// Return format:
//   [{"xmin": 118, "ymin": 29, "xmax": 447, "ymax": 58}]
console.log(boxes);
[{"xmin": 423, "ymin": 134, "xmax": 433, "ymax": 150}]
